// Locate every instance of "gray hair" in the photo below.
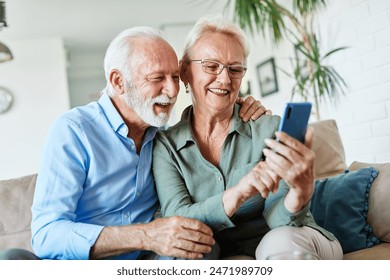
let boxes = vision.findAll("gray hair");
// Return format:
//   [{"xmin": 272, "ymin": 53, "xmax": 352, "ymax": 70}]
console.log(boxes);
[
  {"xmin": 181, "ymin": 14, "xmax": 250, "ymax": 65},
  {"xmin": 103, "ymin": 26, "xmax": 164, "ymax": 96}
]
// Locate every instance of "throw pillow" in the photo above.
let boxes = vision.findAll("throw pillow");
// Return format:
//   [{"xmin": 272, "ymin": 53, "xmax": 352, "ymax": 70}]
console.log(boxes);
[
  {"xmin": 310, "ymin": 167, "xmax": 380, "ymax": 254},
  {"xmin": 309, "ymin": 119, "xmax": 347, "ymax": 179},
  {"xmin": 348, "ymin": 162, "xmax": 390, "ymax": 243}
]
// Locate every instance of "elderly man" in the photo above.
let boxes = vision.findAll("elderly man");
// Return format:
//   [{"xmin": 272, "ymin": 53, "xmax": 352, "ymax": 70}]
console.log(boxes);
[{"xmin": 0, "ymin": 26, "xmax": 267, "ymax": 260}]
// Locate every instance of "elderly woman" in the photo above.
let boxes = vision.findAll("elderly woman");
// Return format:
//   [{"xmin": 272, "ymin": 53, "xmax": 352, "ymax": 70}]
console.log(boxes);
[{"xmin": 152, "ymin": 15, "xmax": 343, "ymax": 260}]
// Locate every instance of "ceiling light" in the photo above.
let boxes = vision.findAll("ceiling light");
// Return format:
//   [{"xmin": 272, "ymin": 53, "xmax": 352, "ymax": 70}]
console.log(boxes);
[{"xmin": 0, "ymin": 41, "xmax": 12, "ymax": 62}]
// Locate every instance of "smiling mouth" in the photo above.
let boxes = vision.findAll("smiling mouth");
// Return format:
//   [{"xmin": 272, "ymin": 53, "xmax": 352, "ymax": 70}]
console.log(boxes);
[
  {"xmin": 208, "ymin": 88, "xmax": 230, "ymax": 96},
  {"xmin": 155, "ymin": 102, "xmax": 171, "ymax": 108}
]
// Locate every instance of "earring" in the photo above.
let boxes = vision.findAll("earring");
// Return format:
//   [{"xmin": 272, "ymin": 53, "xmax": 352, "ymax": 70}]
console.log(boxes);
[{"xmin": 185, "ymin": 84, "xmax": 189, "ymax": 94}]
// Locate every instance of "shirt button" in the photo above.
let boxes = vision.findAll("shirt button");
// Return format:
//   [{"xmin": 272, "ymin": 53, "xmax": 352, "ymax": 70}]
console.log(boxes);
[
  {"xmin": 131, "ymin": 144, "xmax": 136, "ymax": 150},
  {"xmin": 218, "ymin": 177, "xmax": 222, "ymax": 181},
  {"xmin": 136, "ymin": 192, "xmax": 140, "ymax": 197}
]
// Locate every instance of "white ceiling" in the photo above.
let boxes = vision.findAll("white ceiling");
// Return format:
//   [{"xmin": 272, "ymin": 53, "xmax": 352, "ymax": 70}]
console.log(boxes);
[{"xmin": 1, "ymin": 0, "xmax": 231, "ymax": 53}]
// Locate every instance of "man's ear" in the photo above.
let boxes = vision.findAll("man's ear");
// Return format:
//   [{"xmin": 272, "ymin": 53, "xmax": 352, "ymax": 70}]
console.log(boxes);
[{"xmin": 109, "ymin": 69, "xmax": 125, "ymax": 95}]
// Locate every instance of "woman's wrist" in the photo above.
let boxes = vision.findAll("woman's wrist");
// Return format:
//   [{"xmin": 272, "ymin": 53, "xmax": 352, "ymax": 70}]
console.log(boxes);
[
  {"xmin": 222, "ymin": 187, "xmax": 246, "ymax": 217},
  {"xmin": 284, "ymin": 185, "xmax": 313, "ymax": 213}
]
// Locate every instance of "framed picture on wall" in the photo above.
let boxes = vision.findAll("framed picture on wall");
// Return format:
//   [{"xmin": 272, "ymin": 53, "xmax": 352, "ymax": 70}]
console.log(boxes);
[{"xmin": 256, "ymin": 58, "xmax": 279, "ymax": 97}]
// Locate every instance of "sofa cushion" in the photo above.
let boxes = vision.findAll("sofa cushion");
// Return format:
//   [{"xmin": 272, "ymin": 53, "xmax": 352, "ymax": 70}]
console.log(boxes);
[
  {"xmin": 343, "ymin": 242, "xmax": 390, "ymax": 260},
  {"xmin": 310, "ymin": 167, "xmax": 380, "ymax": 254},
  {"xmin": 309, "ymin": 119, "xmax": 347, "ymax": 179},
  {"xmin": 0, "ymin": 174, "xmax": 37, "ymax": 251},
  {"xmin": 348, "ymin": 162, "xmax": 390, "ymax": 243}
]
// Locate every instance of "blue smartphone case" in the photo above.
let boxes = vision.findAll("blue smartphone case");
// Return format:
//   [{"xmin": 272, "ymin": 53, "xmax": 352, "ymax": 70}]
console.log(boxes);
[{"xmin": 278, "ymin": 102, "xmax": 312, "ymax": 143}]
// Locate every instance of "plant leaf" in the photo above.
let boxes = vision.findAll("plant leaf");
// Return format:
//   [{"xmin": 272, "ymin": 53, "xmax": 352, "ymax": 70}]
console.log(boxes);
[{"xmin": 323, "ymin": 46, "xmax": 349, "ymax": 59}]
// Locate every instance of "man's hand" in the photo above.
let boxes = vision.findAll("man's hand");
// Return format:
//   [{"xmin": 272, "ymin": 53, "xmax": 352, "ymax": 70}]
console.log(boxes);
[
  {"xmin": 262, "ymin": 127, "xmax": 315, "ymax": 213},
  {"xmin": 90, "ymin": 216, "xmax": 214, "ymax": 260},
  {"xmin": 144, "ymin": 216, "xmax": 215, "ymax": 259},
  {"xmin": 236, "ymin": 96, "xmax": 272, "ymax": 122}
]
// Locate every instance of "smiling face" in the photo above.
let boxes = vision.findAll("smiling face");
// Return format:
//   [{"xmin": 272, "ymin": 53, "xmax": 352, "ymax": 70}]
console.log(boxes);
[
  {"xmin": 183, "ymin": 32, "xmax": 245, "ymax": 117},
  {"xmin": 124, "ymin": 37, "xmax": 180, "ymax": 127}
]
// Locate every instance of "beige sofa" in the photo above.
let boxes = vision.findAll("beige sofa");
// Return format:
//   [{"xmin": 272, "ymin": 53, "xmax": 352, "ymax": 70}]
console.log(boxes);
[
  {"xmin": 309, "ymin": 120, "xmax": 390, "ymax": 259},
  {"xmin": 0, "ymin": 119, "xmax": 389, "ymax": 259}
]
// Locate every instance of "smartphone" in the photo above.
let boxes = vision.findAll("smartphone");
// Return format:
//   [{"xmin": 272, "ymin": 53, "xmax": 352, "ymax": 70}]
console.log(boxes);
[{"xmin": 278, "ymin": 102, "xmax": 312, "ymax": 143}]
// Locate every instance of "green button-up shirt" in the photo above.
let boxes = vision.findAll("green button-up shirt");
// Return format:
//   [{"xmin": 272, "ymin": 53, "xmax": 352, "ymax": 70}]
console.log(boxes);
[{"xmin": 153, "ymin": 104, "xmax": 335, "ymax": 257}]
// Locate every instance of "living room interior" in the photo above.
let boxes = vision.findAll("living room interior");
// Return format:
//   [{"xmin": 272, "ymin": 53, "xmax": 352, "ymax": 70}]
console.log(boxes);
[
  {"xmin": 1, "ymin": 0, "xmax": 390, "ymax": 179},
  {"xmin": 1, "ymin": 0, "xmax": 390, "ymax": 260}
]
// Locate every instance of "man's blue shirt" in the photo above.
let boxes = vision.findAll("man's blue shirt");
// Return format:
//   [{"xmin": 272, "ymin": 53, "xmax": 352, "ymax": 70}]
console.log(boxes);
[{"xmin": 31, "ymin": 93, "xmax": 159, "ymax": 259}]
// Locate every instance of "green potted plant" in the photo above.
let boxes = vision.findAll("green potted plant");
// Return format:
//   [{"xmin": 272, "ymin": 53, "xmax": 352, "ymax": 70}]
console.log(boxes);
[{"xmin": 229, "ymin": 0, "xmax": 347, "ymax": 120}]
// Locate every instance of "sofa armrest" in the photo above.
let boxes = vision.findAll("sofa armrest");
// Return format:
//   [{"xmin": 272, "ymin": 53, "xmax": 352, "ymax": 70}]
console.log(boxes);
[{"xmin": 0, "ymin": 174, "xmax": 37, "ymax": 251}]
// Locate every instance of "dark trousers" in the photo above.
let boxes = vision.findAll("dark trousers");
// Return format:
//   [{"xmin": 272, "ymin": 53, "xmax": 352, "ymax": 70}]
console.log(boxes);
[{"xmin": 0, "ymin": 248, "xmax": 40, "ymax": 260}]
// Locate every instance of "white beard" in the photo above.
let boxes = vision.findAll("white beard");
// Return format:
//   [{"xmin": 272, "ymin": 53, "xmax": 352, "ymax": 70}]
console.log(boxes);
[{"xmin": 123, "ymin": 87, "xmax": 176, "ymax": 127}]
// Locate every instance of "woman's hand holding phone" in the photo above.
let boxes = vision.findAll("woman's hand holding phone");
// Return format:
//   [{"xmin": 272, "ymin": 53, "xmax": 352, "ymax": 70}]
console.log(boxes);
[{"xmin": 262, "ymin": 102, "xmax": 315, "ymax": 213}]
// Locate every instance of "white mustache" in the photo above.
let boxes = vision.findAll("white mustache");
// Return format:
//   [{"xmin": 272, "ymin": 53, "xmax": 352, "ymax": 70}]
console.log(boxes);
[{"xmin": 152, "ymin": 95, "xmax": 177, "ymax": 104}]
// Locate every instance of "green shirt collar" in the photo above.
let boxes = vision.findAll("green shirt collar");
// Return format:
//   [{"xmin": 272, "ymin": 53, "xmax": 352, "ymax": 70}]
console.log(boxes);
[{"xmin": 176, "ymin": 104, "xmax": 252, "ymax": 150}]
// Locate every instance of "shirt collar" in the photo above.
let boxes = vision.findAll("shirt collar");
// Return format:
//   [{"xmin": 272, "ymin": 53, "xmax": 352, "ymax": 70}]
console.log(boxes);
[
  {"xmin": 98, "ymin": 92, "xmax": 159, "ymax": 140},
  {"xmin": 176, "ymin": 106, "xmax": 196, "ymax": 150},
  {"xmin": 98, "ymin": 92, "xmax": 126, "ymax": 134},
  {"xmin": 175, "ymin": 104, "xmax": 252, "ymax": 150},
  {"xmin": 229, "ymin": 103, "xmax": 252, "ymax": 138}
]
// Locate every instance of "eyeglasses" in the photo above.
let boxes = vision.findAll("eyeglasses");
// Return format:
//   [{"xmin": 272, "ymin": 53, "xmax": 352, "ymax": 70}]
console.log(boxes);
[{"xmin": 190, "ymin": 59, "xmax": 247, "ymax": 79}]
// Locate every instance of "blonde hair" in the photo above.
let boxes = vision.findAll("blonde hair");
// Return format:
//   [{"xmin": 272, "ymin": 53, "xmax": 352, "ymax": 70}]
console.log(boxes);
[{"xmin": 181, "ymin": 14, "xmax": 250, "ymax": 64}]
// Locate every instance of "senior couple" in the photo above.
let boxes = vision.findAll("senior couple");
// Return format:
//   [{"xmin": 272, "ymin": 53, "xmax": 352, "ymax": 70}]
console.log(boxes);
[{"xmin": 0, "ymin": 14, "xmax": 342, "ymax": 260}]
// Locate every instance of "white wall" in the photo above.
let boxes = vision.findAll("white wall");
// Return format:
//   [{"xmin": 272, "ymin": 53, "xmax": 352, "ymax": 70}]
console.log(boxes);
[
  {"xmin": 247, "ymin": 0, "xmax": 390, "ymax": 165},
  {"xmin": 0, "ymin": 38, "xmax": 70, "ymax": 179},
  {"xmin": 67, "ymin": 49, "xmax": 106, "ymax": 107},
  {"xmin": 319, "ymin": 0, "xmax": 390, "ymax": 164}
]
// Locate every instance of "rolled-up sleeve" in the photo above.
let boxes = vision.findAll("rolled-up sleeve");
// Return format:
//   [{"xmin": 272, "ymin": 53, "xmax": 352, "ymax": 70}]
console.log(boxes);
[{"xmin": 263, "ymin": 180, "xmax": 311, "ymax": 228}]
